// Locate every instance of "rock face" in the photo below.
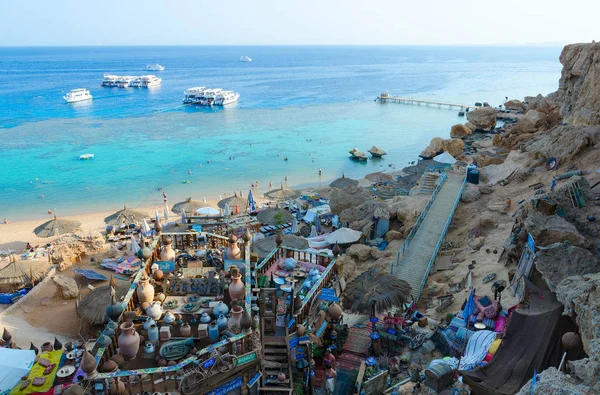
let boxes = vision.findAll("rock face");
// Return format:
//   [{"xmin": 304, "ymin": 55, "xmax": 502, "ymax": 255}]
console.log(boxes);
[
  {"xmin": 465, "ymin": 122, "xmax": 477, "ymax": 132},
  {"xmin": 475, "ymin": 151, "xmax": 506, "ymax": 166},
  {"xmin": 524, "ymin": 125, "xmax": 600, "ymax": 162},
  {"xmin": 524, "ymin": 210, "xmax": 591, "ymax": 249},
  {"xmin": 554, "ymin": 43, "xmax": 600, "ymax": 126},
  {"xmin": 517, "ymin": 367, "xmax": 596, "ymax": 395},
  {"xmin": 329, "ymin": 185, "xmax": 371, "ymax": 215},
  {"xmin": 466, "ymin": 107, "xmax": 497, "ymax": 131},
  {"xmin": 443, "ymin": 138, "xmax": 465, "ymax": 157},
  {"xmin": 52, "ymin": 275, "xmax": 79, "ymax": 300},
  {"xmin": 460, "ymin": 184, "xmax": 482, "ymax": 203},
  {"xmin": 346, "ymin": 244, "xmax": 373, "ymax": 262},
  {"xmin": 534, "ymin": 243, "xmax": 599, "ymax": 291},
  {"xmin": 504, "ymin": 99, "xmax": 525, "ymax": 111},
  {"xmin": 450, "ymin": 124, "xmax": 472, "ymax": 138},
  {"xmin": 340, "ymin": 200, "xmax": 389, "ymax": 236}
]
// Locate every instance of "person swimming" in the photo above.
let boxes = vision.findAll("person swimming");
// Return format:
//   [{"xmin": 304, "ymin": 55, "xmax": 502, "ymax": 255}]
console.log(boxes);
[
  {"xmin": 188, "ymin": 169, "xmax": 192, "ymax": 175},
  {"xmin": 284, "ymin": 157, "xmax": 288, "ymax": 161},
  {"xmin": 318, "ymin": 169, "xmax": 322, "ymax": 176}
]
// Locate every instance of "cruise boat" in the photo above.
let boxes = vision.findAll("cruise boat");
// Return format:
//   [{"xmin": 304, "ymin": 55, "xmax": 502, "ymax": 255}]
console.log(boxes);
[
  {"xmin": 239, "ymin": 56, "xmax": 252, "ymax": 62},
  {"xmin": 146, "ymin": 64, "xmax": 165, "ymax": 71},
  {"xmin": 101, "ymin": 75, "xmax": 119, "ymax": 87},
  {"xmin": 141, "ymin": 75, "xmax": 162, "ymax": 88},
  {"xmin": 64, "ymin": 88, "xmax": 93, "ymax": 103},
  {"xmin": 129, "ymin": 77, "xmax": 143, "ymax": 88},
  {"xmin": 214, "ymin": 90, "xmax": 240, "ymax": 106},
  {"xmin": 200, "ymin": 88, "xmax": 223, "ymax": 106},
  {"xmin": 183, "ymin": 87, "xmax": 207, "ymax": 104},
  {"xmin": 116, "ymin": 76, "xmax": 136, "ymax": 88}
]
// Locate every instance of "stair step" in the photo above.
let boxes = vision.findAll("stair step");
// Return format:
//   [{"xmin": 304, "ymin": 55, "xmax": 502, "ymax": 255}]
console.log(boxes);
[{"xmin": 264, "ymin": 348, "xmax": 288, "ymax": 354}]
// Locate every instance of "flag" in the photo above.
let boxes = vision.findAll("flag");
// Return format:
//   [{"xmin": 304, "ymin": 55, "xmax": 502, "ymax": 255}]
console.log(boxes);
[
  {"xmin": 248, "ymin": 189, "xmax": 256, "ymax": 213},
  {"xmin": 463, "ymin": 288, "xmax": 475, "ymax": 325}
]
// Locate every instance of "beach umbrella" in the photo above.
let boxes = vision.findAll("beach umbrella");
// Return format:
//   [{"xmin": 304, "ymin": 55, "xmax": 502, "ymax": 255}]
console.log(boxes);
[
  {"xmin": 256, "ymin": 208, "xmax": 294, "ymax": 226},
  {"xmin": 265, "ymin": 185, "xmax": 301, "ymax": 200},
  {"xmin": 171, "ymin": 197, "xmax": 210, "ymax": 215},
  {"xmin": 433, "ymin": 151, "xmax": 457, "ymax": 165},
  {"xmin": 77, "ymin": 283, "xmax": 129, "ymax": 325},
  {"xmin": 104, "ymin": 205, "xmax": 147, "ymax": 226},
  {"xmin": 217, "ymin": 192, "xmax": 246, "ymax": 210},
  {"xmin": 224, "ymin": 203, "xmax": 231, "ymax": 216},
  {"xmin": 163, "ymin": 203, "xmax": 170, "ymax": 222},
  {"xmin": 253, "ymin": 234, "xmax": 309, "ymax": 259},
  {"xmin": 34, "ymin": 213, "xmax": 81, "ymax": 238},
  {"xmin": 0, "ymin": 260, "xmax": 49, "ymax": 287},
  {"xmin": 203, "ymin": 197, "xmax": 207, "ymax": 203},
  {"xmin": 342, "ymin": 267, "xmax": 412, "ymax": 315},
  {"xmin": 365, "ymin": 172, "xmax": 393, "ymax": 183},
  {"xmin": 325, "ymin": 227, "xmax": 362, "ymax": 244},
  {"xmin": 141, "ymin": 219, "xmax": 151, "ymax": 236},
  {"xmin": 130, "ymin": 237, "xmax": 141, "ymax": 255},
  {"xmin": 154, "ymin": 209, "xmax": 160, "ymax": 223},
  {"xmin": 196, "ymin": 206, "xmax": 220, "ymax": 216},
  {"xmin": 291, "ymin": 217, "xmax": 299, "ymax": 234},
  {"xmin": 329, "ymin": 173, "xmax": 359, "ymax": 188},
  {"xmin": 310, "ymin": 225, "xmax": 317, "ymax": 237},
  {"xmin": 248, "ymin": 190, "xmax": 257, "ymax": 213}
]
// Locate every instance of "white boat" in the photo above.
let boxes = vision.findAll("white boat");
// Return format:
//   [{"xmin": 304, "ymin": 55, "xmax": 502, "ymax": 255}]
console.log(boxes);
[
  {"xmin": 200, "ymin": 88, "xmax": 223, "ymax": 106},
  {"xmin": 79, "ymin": 154, "xmax": 95, "ymax": 160},
  {"xmin": 64, "ymin": 88, "xmax": 92, "ymax": 103},
  {"xmin": 239, "ymin": 56, "xmax": 252, "ymax": 62},
  {"xmin": 129, "ymin": 77, "xmax": 143, "ymax": 88},
  {"xmin": 183, "ymin": 87, "xmax": 207, "ymax": 104},
  {"xmin": 146, "ymin": 64, "xmax": 165, "ymax": 71},
  {"xmin": 141, "ymin": 75, "xmax": 162, "ymax": 88},
  {"xmin": 116, "ymin": 76, "xmax": 136, "ymax": 88},
  {"xmin": 214, "ymin": 90, "xmax": 240, "ymax": 106},
  {"xmin": 101, "ymin": 75, "xmax": 119, "ymax": 87}
]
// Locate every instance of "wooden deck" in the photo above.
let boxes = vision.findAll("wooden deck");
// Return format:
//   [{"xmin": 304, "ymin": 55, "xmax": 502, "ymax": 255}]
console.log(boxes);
[{"xmin": 376, "ymin": 95, "xmax": 478, "ymax": 110}]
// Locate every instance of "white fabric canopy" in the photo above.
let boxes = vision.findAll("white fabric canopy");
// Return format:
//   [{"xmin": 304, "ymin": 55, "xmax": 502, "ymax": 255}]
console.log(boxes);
[
  {"xmin": 196, "ymin": 207, "xmax": 220, "ymax": 216},
  {"xmin": 224, "ymin": 203, "xmax": 231, "ymax": 216},
  {"xmin": 433, "ymin": 151, "xmax": 457, "ymax": 165},
  {"xmin": 303, "ymin": 204, "xmax": 331, "ymax": 223},
  {"xmin": 141, "ymin": 219, "xmax": 152, "ymax": 236},
  {"xmin": 291, "ymin": 217, "xmax": 298, "ymax": 234},
  {"xmin": 0, "ymin": 349, "xmax": 35, "ymax": 395},
  {"xmin": 130, "ymin": 237, "xmax": 141, "ymax": 255},
  {"xmin": 325, "ymin": 227, "xmax": 362, "ymax": 244}
]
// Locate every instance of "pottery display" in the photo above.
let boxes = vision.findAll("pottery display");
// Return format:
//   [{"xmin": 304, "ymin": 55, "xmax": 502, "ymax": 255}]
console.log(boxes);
[
  {"xmin": 160, "ymin": 236, "xmax": 176, "ymax": 261},
  {"xmin": 163, "ymin": 310, "xmax": 176, "ymax": 325},
  {"xmin": 146, "ymin": 302, "xmax": 163, "ymax": 320},
  {"xmin": 159, "ymin": 338, "xmax": 194, "ymax": 361},
  {"xmin": 283, "ymin": 258, "xmax": 297, "ymax": 271},
  {"xmin": 200, "ymin": 312, "xmax": 211, "ymax": 324},
  {"xmin": 137, "ymin": 274, "xmax": 155, "ymax": 304},
  {"xmin": 143, "ymin": 318, "xmax": 156, "ymax": 332},
  {"xmin": 118, "ymin": 322, "xmax": 140, "ymax": 360},
  {"xmin": 102, "ymin": 327, "xmax": 115, "ymax": 337},
  {"xmin": 228, "ymin": 266, "xmax": 245, "ymax": 301},
  {"xmin": 240, "ymin": 310, "xmax": 253, "ymax": 333},
  {"xmin": 216, "ymin": 314, "xmax": 228, "ymax": 330},
  {"xmin": 213, "ymin": 301, "xmax": 229, "ymax": 317},
  {"xmin": 226, "ymin": 234, "xmax": 241, "ymax": 260},
  {"xmin": 101, "ymin": 360, "xmax": 118, "ymax": 373},
  {"xmin": 144, "ymin": 342, "xmax": 155, "ymax": 354},
  {"xmin": 208, "ymin": 322, "xmax": 219, "ymax": 342},
  {"xmin": 106, "ymin": 319, "xmax": 118, "ymax": 331},
  {"xmin": 228, "ymin": 306, "xmax": 244, "ymax": 334},
  {"xmin": 148, "ymin": 324, "xmax": 159, "ymax": 342},
  {"xmin": 97, "ymin": 334, "xmax": 112, "ymax": 348},
  {"xmin": 180, "ymin": 323, "xmax": 192, "ymax": 337}
]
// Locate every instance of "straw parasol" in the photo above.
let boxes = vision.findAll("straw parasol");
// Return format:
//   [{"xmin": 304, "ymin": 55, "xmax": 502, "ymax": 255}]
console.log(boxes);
[
  {"xmin": 265, "ymin": 184, "xmax": 301, "ymax": 200},
  {"xmin": 253, "ymin": 234, "xmax": 309, "ymax": 259},
  {"xmin": 329, "ymin": 173, "xmax": 359, "ymax": 188},
  {"xmin": 342, "ymin": 267, "xmax": 412, "ymax": 315},
  {"xmin": 365, "ymin": 172, "xmax": 393, "ymax": 183},
  {"xmin": 217, "ymin": 192, "xmax": 246, "ymax": 210},
  {"xmin": 256, "ymin": 208, "xmax": 294, "ymax": 226},
  {"xmin": 0, "ymin": 260, "xmax": 50, "ymax": 288},
  {"xmin": 34, "ymin": 213, "xmax": 81, "ymax": 238},
  {"xmin": 77, "ymin": 283, "xmax": 129, "ymax": 325},
  {"xmin": 171, "ymin": 197, "xmax": 210, "ymax": 215},
  {"xmin": 325, "ymin": 227, "xmax": 362, "ymax": 244},
  {"xmin": 104, "ymin": 205, "xmax": 147, "ymax": 226}
]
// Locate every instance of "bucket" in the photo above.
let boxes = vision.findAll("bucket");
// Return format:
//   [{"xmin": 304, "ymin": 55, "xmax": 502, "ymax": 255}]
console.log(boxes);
[
  {"xmin": 467, "ymin": 169, "xmax": 479, "ymax": 185},
  {"xmin": 424, "ymin": 363, "xmax": 454, "ymax": 392}
]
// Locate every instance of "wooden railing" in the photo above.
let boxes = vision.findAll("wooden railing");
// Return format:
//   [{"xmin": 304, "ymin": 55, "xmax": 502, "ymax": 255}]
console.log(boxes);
[{"xmin": 256, "ymin": 247, "xmax": 333, "ymax": 279}]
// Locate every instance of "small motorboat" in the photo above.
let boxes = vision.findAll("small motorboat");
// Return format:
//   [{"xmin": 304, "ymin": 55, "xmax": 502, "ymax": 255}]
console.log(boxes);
[{"xmin": 79, "ymin": 154, "xmax": 94, "ymax": 160}]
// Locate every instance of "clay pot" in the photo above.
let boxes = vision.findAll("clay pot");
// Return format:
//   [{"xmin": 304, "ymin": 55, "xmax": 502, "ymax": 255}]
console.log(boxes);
[
  {"xmin": 240, "ymin": 310, "xmax": 252, "ymax": 333},
  {"xmin": 146, "ymin": 301, "xmax": 163, "ymax": 320},
  {"xmin": 228, "ymin": 270, "xmax": 245, "ymax": 301},
  {"xmin": 277, "ymin": 373, "xmax": 286, "ymax": 383},
  {"xmin": 136, "ymin": 275, "xmax": 155, "ymax": 304},
  {"xmin": 213, "ymin": 301, "xmax": 229, "ymax": 316},
  {"xmin": 160, "ymin": 236, "xmax": 176, "ymax": 261},
  {"xmin": 155, "ymin": 292, "xmax": 166, "ymax": 302},
  {"xmin": 226, "ymin": 235, "xmax": 241, "ymax": 260},
  {"xmin": 217, "ymin": 314, "xmax": 228, "ymax": 330},
  {"xmin": 101, "ymin": 360, "xmax": 118, "ymax": 373},
  {"xmin": 562, "ymin": 332, "xmax": 582, "ymax": 350},
  {"xmin": 158, "ymin": 359, "xmax": 167, "ymax": 367},
  {"xmin": 118, "ymin": 322, "xmax": 140, "ymax": 360},
  {"xmin": 108, "ymin": 378, "xmax": 125, "ymax": 395},
  {"xmin": 81, "ymin": 350, "xmax": 98, "ymax": 379},
  {"xmin": 327, "ymin": 303, "xmax": 343, "ymax": 321},
  {"xmin": 41, "ymin": 342, "xmax": 53, "ymax": 353},
  {"xmin": 297, "ymin": 324, "xmax": 306, "ymax": 336},
  {"xmin": 110, "ymin": 354, "xmax": 125, "ymax": 368},
  {"xmin": 228, "ymin": 306, "xmax": 244, "ymax": 334},
  {"xmin": 153, "ymin": 269, "xmax": 164, "ymax": 281},
  {"xmin": 180, "ymin": 323, "xmax": 192, "ymax": 337}
]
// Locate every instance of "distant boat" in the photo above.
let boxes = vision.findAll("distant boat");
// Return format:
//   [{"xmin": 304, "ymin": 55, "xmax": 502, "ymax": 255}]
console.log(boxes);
[
  {"xmin": 239, "ymin": 56, "xmax": 252, "ymax": 62},
  {"xmin": 146, "ymin": 64, "xmax": 165, "ymax": 71},
  {"xmin": 79, "ymin": 154, "xmax": 94, "ymax": 160},
  {"xmin": 64, "ymin": 88, "xmax": 92, "ymax": 103}
]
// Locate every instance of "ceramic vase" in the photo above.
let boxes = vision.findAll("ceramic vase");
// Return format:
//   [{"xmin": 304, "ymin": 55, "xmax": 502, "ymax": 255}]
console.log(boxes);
[
  {"xmin": 146, "ymin": 302, "xmax": 163, "ymax": 320},
  {"xmin": 213, "ymin": 301, "xmax": 229, "ymax": 317},
  {"xmin": 200, "ymin": 312, "xmax": 211, "ymax": 324},
  {"xmin": 160, "ymin": 236, "xmax": 176, "ymax": 261},
  {"xmin": 144, "ymin": 342, "xmax": 155, "ymax": 354},
  {"xmin": 137, "ymin": 276, "xmax": 155, "ymax": 304},
  {"xmin": 297, "ymin": 324, "xmax": 306, "ymax": 336},
  {"xmin": 163, "ymin": 310, "xmax": 175, "ymax": 325},
  {"xmin": 148, "ymin": 324, "xmax": 159, "ymax": 342},
  {"xmin": 216, "ymin": 314, "xmax": 228, "ymax": 330},
  {"xmin": 109, "ymin": 378, "xmax": 125, "ymax": 395},
  {"xmin": 118, "ymin": 322, "xmax": 140, "ymax": 360},
  {"xmin": 229, "ymin": 274, "xmax": 245, "ymax": 301},
  {"xmin": 208, "ymin": 322, "xmax": 219, "ymax": 342},
  {"xmin": 180, "ymin": 323, "xmax": 192, "ymax": 337},
  {"xmin": 228, "ymin": 306, "xmax": 243, "ymax": 334},
  {"xmin": 143, "ymin": 318, "xmax": 156, "ymax": 332}
]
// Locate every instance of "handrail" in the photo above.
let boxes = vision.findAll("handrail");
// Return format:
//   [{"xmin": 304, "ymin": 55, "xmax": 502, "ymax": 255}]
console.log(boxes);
[
  {"xmin": 391, "ymin": 172, "xmax": 448, "ymax": 274},
  {"xmin": 416, "ymin": 173, "xmax": 467, "ymax": 300}
]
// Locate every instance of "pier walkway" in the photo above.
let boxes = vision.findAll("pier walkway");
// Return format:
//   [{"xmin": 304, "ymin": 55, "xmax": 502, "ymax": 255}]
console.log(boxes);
[
  {"xmin": 376, "ymin": 95, "xmax": 478, "ymax": 110},
  {"xmin": 390, "ymin": 171, "xmax": 466, "ymax": 301}
]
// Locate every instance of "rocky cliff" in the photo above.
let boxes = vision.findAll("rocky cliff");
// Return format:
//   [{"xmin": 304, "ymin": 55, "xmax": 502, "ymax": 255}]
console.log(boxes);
[{"xmin": 553, "ymin": 43, "xmax": 600, "ymax": 126}]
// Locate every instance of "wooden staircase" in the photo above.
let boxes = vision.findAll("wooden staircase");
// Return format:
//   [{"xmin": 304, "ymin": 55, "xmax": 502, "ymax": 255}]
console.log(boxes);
[{"xmin": 418, "ymin": 172, "xmax": 440, "ymax": 194}]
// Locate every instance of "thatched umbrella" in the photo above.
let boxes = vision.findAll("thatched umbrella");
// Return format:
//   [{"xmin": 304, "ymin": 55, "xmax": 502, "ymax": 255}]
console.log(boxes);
[
  {"xmin": 253, "ymin": 235, "xmax": 309, "ymax": 259},
  {"xmin": 171, "ymin": 197, "xmax": 210, "ymax": 215},
  {"xmin": 77, "ymin": 283, "xmax": 129, "ymax": 325},
  {"xmin": 329, "ymin": 173, "xmax": 359, "ymax": 188},
  {"xmin": 342, "ymin": 267, "xmax": 412, "ymax": 316},
  {"xmin": 217, "ymin": 193, "xmax": 246, "ymax": 210},
  {"xmin": 365, "ymin": 172, "xmax": 393, "ymax": 183},
  {"xmin": 265, "ymin": 185, "xmax": 300, "ymax": 200},
  {"xmin": 104, "ymin": 205, "xmax": 148, "ymax": 226},
  {"xmin": 0, "ymin": 260, "xmax": 49, "ymax": 288},
  {"xmin": 256, "ymin": 208, "xmax": 294, "ymax": 226},
  {"xmin": 34, "ymin": 213, "xmax": 81, "ymax": 238}
]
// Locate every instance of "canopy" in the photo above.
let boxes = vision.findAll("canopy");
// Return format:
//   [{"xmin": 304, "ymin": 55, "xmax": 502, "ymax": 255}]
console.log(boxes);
[
  {"xmin": 329, "ymin": 174, "xmax": 359, "ymax": 188},
  {"xmin": 77, "ymin": 283, "xmax": 129, "ymax": 325},
  {"xmin": 104, "ymin": 205, "xmax": 147, "ymax": 226},
  {"xmin": 224, "ymin": 204, "xmax": 231, "ymax": 216},
  {"xmin": 303, "ymin": 204, "xmax": 331, "ymax": 224},
  {"xmin": 265, "ymin": 186, "xmax": 301, "ymax": 200},
  {"xmin": 365, "ymin": 172, "xmax": 393, "ymax": 183},
  {"xmin": 433, "ymin": 151, "xmax": 457, "ymax": 165},
  {"xmin": 256, "ymin": 208, "xmax": 294, "ymax": 226},
  {"xmin": 0, "ymin": 349, "xmax": 36, "ymax": 395},
  {"xmin": 253, "ymin": 234, "xmax": 309, "ymax": 259},
  {"xmin": 33, "ymin": 214, "xmax": 81, "ymax": 238},
  {"xmin": 325, "ymin": 227, "xmax": 362, "ymax": 244},
  {"xmin": 196, "ymin": 207, "xmax": 220, "ymax": 216},
  {"xmin": 217, "ymin": 193, "xmax": 246, "ymax": 210},
  {"xmin": 0, "ymin": 260, "xmax": 49, "ymax": 286},
  {"xmin": 171, "ymin": 197, "xmax": 210, "ymax": 214}
]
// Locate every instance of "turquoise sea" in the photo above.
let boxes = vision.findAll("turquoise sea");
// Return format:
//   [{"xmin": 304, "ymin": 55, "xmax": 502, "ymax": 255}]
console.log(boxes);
[{"xmin": 0, "ymin": 46, "xmax": 562, "ymax": 220}]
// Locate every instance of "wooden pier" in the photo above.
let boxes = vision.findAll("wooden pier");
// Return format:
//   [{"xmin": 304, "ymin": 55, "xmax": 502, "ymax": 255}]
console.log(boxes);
[{"xmin": 375, "ymin": 94, "xmax": 478, "ymax": 110}]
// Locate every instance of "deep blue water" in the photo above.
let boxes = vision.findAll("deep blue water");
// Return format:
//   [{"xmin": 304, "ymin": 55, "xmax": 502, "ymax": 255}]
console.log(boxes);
[{"xmin": 0, "ymin": 46, "xmax": 562, "ymax": 220}]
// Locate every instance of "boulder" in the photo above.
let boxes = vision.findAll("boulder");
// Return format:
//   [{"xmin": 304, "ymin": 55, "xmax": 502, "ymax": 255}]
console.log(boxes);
[
  {"xmin": 52, "ymin": 275, "xmax": 79, "ymax": 300},
  {"xmin": 460, "ymin": 184, "xmax": 481, "ymax": 203},
  {"xmin": 450, "ymin": 124, "xmax": 472, "ymax": 138},
  {"xmin": 465, "ymin": 122, "xmax": 477, "ymax": 132},
  {"xmin": 524, "ymin": 125, "xmax": 600, "ymax": 163},
  {"xmin": 443, "ymin": 138, "xmax": 465, "ymax": 157},
  {"xmin": 478, "ymin": 183, "xmax": 493, "ymax": 194},
  {"xmin": 385, "ymin": 230, "xmax": 403, "ymax": 242},
  {"xmin": 535, "ymin": 243, "xmax": 599, "ymax": 292},
  {"xmin": 475, "ymin": 151, "xmax": 506, "ymax": 166},
  {"xmin": 524, "ymin": 210, "xmax": 592, "ymax": 249},
  {"xmin": 329, "ymin": 185, "xmax": 371, "ymax": 215},
  {"xmin": 517, "ymin": 367, "xmax": 595, "ymax": 395},
  {"xmin": 523, "ymin": 110, "xmax": 547, "ymax": 129},
  {"xmin": 466, "ymin": 107, "xmax": 497, "ymax": 131},
  {"xmin": 419, "ymin": 137, "xmax": 445, "ymax": 159},
  {"xmin": 340, "ymin": 200, "xmax": 389, "ymax": 224},
  {"xmin": 346, "ymin": 244, "xmax": 372, "ymax": 261},
  {"xmin": 336, "ymin": 254, "xmax": 358, "ymax": 281},
  {"xmin": 504, "ymin": 99, "xmax": 525, "ymax": 111}
]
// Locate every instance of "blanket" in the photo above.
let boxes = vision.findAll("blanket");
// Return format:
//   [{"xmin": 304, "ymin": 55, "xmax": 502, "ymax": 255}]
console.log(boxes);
[
  {"xmin": 10, "ymin": 350, "xmax": 62, "ymax": 395},
  {"xmin": 459, "ymin": 330, "xmax": 497, "ymax": 371}
]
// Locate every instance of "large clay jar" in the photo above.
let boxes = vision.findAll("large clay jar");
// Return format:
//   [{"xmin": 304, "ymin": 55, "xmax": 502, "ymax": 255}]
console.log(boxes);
[
  {"xmin": 228, "ymin": 266, "xmax": 245, "ymax": 301},
  {"xmin": 137, "ymin": 274, "xmax": 154, "ymax": 304},
  {"xmin": 109, "ymin": 378, "xmax": 125, "ymax": 395},
  {"xmin": 180, "ymin": 323, "xmax": 192, "ymax": 337},
  {"xmin": 160, "ymin": 236, "xmax": 176, "ymax": 261},
  {"xmin": 226, "ymin": 234, "xmax": 241, "ymax": 260},
  {"xmin": 228, "ymin": 306, "xmax": 244, "ymax": 334},
  {"xmin": 146, "ymin": 302, "xmax": 163, "ymax": 320},
  {"xmin": 213, "ymin": 301, "xmax": 229, "ymax": 317},
  {"xmin": 327, "ymin": 303, "xmax": 343, "ymax": 322},
  {"xmin": 118, "ymin": 322, "xmax": 140, "ymax": 360}
]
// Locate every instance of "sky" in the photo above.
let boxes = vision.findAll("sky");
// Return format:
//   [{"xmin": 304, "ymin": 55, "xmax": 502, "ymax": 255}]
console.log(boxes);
[{"xmin": 1, "ymin": 0, "xmax": 598, "ymax": 46}]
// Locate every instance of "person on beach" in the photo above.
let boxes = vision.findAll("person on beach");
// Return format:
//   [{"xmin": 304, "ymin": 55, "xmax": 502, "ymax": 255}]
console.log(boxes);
[
  {"xmin": 285, "ymin": 176, "xmax": 288, "ymax": 182},
  {"xmin": 269, "ymin": 181, "xmax": 272, "ymax": 189},
  {"xmin": 163, "ymin": 192, "xmax": 167, "ymax": 202},
  {"xmin": 325, "ymin": 366, "xmax": 337, "ymax": 394},
  {"xmin": 3, "ymin": 218, "xmax": 8, "ymax": 224},
  {"xmin": 41, "ymin": 194, "xmax": 45, "ymax": 199},
  {"xmin": 251, "ymin": 182, "xmax": 255, "ymax": 188}
]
